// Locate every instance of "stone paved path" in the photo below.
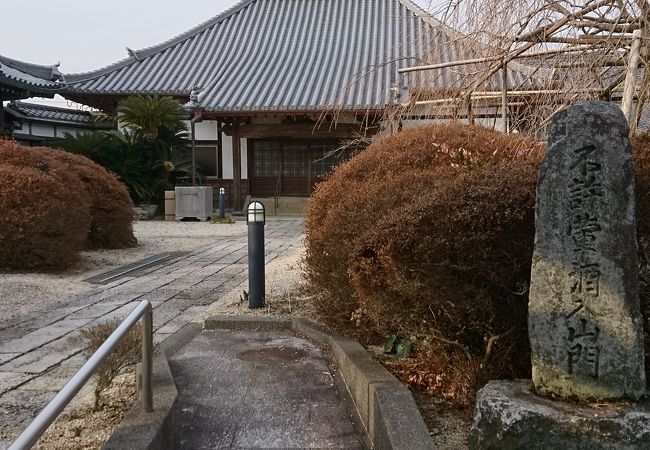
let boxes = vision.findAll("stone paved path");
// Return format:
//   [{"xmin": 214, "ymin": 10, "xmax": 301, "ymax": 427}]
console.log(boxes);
[
  {"xmin": 0, "ymin": 219, "xmax": 303, "ymax": 447},
  {"xmin": 170, "ymin": 330, "xmax": 364, "ymax": 449}
]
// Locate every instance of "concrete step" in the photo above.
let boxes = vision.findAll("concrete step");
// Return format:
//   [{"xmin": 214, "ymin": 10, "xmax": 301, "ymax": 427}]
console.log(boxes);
[{"xmin": 248, "ymin": 197, "xmax": 308, "ymax": 216}]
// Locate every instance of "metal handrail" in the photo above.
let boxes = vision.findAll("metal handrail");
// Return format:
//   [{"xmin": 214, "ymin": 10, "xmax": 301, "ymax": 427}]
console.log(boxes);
[{"xmin": 9, "ymin": 300, "xmax": 153, "ymax": 450}]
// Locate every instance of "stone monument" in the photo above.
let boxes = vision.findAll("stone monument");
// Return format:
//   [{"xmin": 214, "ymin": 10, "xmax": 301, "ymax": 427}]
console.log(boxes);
[
  {"xmin": 470, "ymin": 101, "xmax": 650, "ymax": 449},
  {"xmin": 530, "ymin": 101, "xmax": 645, "ymax": 400}
]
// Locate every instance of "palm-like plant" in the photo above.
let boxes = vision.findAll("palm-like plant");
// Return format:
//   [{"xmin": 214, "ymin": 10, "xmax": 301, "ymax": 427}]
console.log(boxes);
[
  {"xmin": 60, "ymin": 130, "xmax": 168, "ymax": 202},
  {"xmin": 117, "ymin": 95, "xmax": 188, "ymax": 140},
  {"xmin": 60, "ymin": 95, "xmax": 194, "ymax": 204}
]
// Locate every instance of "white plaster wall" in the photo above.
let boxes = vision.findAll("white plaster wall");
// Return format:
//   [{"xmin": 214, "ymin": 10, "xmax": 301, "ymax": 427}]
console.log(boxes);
[
  {"xmin": 56, "ymin": 126, "xmax": 85, "ymax": 138},
  {"xmin": 222, "ymin": 134, "xmax": 233, "ymax": 179},
  {"xmin": 220, "ymin": 133, "xmax": 248, "ymax": 180},
  {"xmin": 11, "ymin": 123, "xmax": 26, "ymax": 134},
  {"xmin": 30, "ymin": 124, "xmax": 55, "ymax": 137},
  {"xmin": 194, "ymin": 120, "xmax": 219, "ymax": 141}
]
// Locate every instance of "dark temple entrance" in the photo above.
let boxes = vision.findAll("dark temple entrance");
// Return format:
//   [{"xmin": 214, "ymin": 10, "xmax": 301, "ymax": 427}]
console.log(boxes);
[{"xmin": 249, "ymin": 139, "xmax": 355, "ymax": 197}]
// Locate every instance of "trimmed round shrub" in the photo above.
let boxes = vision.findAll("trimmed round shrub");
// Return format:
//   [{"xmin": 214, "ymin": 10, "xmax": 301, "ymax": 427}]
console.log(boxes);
[
  {"xmin": 0, "ymin": 159, "xmax": 91, "ymax": 270},
  {"xmin": 0, "ymin": 140, "xmax": 135, "ymax": 250},
  {"xmin": 304, "ymin": 124, "xmax": 543, "ymax": 404},
  {"xmin": 306, "ymin": 124, "xmax": 650, "ymax": 405},
  {"xmin": 48, "ymin": 151, "xmax": 136, "ymax": 249}
]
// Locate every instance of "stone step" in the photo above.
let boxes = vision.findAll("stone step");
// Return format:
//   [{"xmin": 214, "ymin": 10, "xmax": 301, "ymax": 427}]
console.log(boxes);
[{"xmin": 248, "ymin": 197, "xmax": 308, "ymax": 216}]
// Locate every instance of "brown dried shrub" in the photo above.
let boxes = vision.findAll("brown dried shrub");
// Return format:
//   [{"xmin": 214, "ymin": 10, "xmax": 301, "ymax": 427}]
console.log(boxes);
[
  {"xmin": 50, "ymin": 151, "xmax": 136, "ymax": 249},
  {"xmin": 0, "ymin": 144, "xmax": 92, "ymax": 269},
  {"xmin": 304, "ymin": 124, "xmax": 543, "ymax": 405},
  {"xmin": 307, "ymin": 124, "xmax": 650, "ymax": 405},
  {"xmin": 80, "ymin": 318, "xmax": 142, "ymax": 411},
  {"xmin": 0, "ymin": 140, "xmax": 135, "ymax": 250}
]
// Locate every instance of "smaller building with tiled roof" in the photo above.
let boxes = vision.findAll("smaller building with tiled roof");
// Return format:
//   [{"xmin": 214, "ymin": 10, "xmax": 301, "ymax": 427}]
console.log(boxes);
[
  {"xmin": 4, "ymin": 101, "xmax": 113, "ymax": 146},
  {"xmin": 0, "ymin": 56, "xmax": 64, "ymax": 100}
]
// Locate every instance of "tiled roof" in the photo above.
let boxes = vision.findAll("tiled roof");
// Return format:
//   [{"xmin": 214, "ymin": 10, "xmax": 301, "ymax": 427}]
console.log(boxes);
[
  {"xmin": 0, "ymin": 56, "xmax": 64, "ymax": 90},
  {"xmin": 4, "ymin": 101, "xmax": 112, "ymax": 127},
  {"xmin": 63, "ymin": 0, "xmax": 548, "ymax": 114}
]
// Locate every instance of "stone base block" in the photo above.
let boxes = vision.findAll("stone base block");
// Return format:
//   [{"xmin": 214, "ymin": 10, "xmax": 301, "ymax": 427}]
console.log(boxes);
[{"xmin": 470, "ymin": 380, "xmax": 650, "ymax": 450}]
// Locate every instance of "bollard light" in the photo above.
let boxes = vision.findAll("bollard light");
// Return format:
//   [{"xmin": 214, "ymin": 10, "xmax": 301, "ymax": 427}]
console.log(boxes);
[
  {"xmin": 247, "ymin": 201, "xmax": 265, "ymax": 309},
  {"xmin": 247, "ymin": 201, "xmax": 265, "ymax": 224},
  {"xmin": 219, "ymin": 187, "xmax": 226, "ymax": 219}
]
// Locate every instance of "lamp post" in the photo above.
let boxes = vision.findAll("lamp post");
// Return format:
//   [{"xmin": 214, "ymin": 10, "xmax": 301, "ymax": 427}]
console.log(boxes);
[
  {"xmin": 219, "ymin": 187, "xmax": 226, "ymax": 219},
  {"xmin": 247, "ymin": 202, "xmax": 265, "ymax": 309}
]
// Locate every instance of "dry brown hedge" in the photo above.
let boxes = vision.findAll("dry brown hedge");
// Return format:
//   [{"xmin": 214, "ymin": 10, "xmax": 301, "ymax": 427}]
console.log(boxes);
[
  {"xmin": 0, "ymin": 155, "xmax": 91, "ymax": 270},
  {"xmin": 304, "ymin": 124, "xmax": 543, "ymax": 405},
  {"xmin": 306, "ymin": 124, "xmax": 650, "ymax": 406},
  {"xmin": 50, "ymin": 151, "xmax": 136, "ymax": 249},
  {"xmin": 0, "ymin": 140, "xmax": 136, "ymax": 270}
]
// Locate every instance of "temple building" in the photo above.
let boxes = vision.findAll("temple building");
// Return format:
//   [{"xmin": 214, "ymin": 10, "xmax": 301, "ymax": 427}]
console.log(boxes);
[{"xmin": 2, "ymin": 0, "xmax": 547, "ymax": 210}]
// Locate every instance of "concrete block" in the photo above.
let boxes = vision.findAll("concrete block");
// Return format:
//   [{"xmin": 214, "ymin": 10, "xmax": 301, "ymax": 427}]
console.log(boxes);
[
  {"xmin": 371, "ymin": 383, "xmax": 433, "ymax": 450},
  {"xmin": 157, "ymin": 322, "xmax": 202, "ymax": 358},
  {"xmin": 329, "ymin": 336, "xmax": 400, "ymax": 426},
  {"xmin": 204, "ymin": 315, "xmax": 292, "ymax": 331},
  {"xmin": 103, "ymin": 354, "xmax": 178, "ymax": 450},
  {"xmin": 291, "ymin": 317, "xmax": 332, "ymax": 345}
]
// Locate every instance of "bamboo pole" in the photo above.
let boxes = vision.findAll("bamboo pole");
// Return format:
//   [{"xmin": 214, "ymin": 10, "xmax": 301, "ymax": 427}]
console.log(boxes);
[
  {"xmin": 413, "ymin": 88, "xmax": 606, "ymax": 105},
  {"xmin": 463, "ymin": 0, "xmax": 616, "ymax": 100},
  {"xmin": 398, "ymin": 46, "xmax": 593, "ymax": 74},
  {"xmin": 621, "ymin": 29, "xmax": 642, "ymax": 123},
  {"xmin": 501, "ymin": 61, "xmax": 508, "ymax": 133}
]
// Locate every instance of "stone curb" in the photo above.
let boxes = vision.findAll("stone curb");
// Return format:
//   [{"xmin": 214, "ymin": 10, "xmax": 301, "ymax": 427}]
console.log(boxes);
[
  {"xmin": 204, "ymin": 316, "xmax": 434, "ymax": 450},
  {"xmin": 102, "ymin": 322, "xmax": 202, "ymax": 450}
]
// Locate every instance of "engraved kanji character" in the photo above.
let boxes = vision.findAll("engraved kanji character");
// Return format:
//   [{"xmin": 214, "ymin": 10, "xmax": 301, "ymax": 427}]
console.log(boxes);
[{"xmin": 566, "ymin": 318, "xmax": 601, "ymax": 378}]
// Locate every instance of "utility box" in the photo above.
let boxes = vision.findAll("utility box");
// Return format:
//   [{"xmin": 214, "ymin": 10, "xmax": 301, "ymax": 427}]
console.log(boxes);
[{"xmin": 175, "ymin": 186, "xmax": 213, "ymax": 221}]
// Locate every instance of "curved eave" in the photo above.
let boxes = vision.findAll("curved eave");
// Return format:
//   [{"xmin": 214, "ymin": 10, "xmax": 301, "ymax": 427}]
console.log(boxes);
[
  {"xmin": 0, "ymin": 55, "xmax": 63, "ymax": 82},
  {"xmin": 0, "ymin": 76, "xmax": 62, "ymax": 100},
  {"xmin": 0, "ymin": 70, "xmax": 62, "ymax": 90}
]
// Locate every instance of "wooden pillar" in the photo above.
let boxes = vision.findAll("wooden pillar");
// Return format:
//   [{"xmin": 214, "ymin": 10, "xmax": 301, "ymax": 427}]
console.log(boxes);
[
  {"xmin": 622, "ymin": 29, "xmax": 642, "ymax": 125},
  {"xmin": 232, "ymin": 121, "xmax": 242, "ymax": 211}
]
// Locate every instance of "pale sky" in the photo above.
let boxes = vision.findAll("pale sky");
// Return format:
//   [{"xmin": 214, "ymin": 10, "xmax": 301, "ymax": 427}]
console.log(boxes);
[{"xmin": 0, "ymin": 0, "xmax": 439, "ymax": 107}]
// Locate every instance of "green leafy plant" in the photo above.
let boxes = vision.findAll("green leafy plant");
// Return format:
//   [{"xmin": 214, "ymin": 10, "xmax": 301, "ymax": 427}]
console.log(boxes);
[
  {"xmin": 210, "ymin": 216, "xmax": 235, "ymax": 224},
  {"xmin": 117, "ymin": 95, "xmax": 188, "ymax": 140},
  {"xmin": 383, "ymin": 334, "xmax": 412, "ymax": 358},
  {"xmin": 60, "ymin": 95, "xmax": 191, "ymax": 204}
]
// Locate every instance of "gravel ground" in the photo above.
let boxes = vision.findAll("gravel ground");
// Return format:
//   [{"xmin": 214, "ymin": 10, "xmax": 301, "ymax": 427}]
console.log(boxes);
[
  {"xmin": 0, "ymin": 220, "xmax": 251, "ymax": 325},
  {"xmin": 2, "ymin": 219, "xmax": 307, "ymax": 450},
  {"xmin": 1, "ymin": 219, "xmax": 468, "ymax": 449}
]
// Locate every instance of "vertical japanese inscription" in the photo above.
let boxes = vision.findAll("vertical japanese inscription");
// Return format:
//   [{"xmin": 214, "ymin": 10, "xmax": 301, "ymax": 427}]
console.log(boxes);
[
  {"xmin": 530, "ymin": 101, "xmax": 645, "ymax": 401},
  {"xmin": 566, "ymin": 144, "xmax": 602, "ymax": 379}
]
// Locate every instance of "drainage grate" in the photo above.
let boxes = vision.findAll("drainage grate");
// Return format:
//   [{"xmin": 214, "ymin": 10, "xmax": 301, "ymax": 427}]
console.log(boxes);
[
  {"xmin": 84, "ymin": 252, "xmax": 188, "ymax": 284},
  {"xmin": 237, "ymin": 346, "xmax": 309, "ymax": 364}
]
